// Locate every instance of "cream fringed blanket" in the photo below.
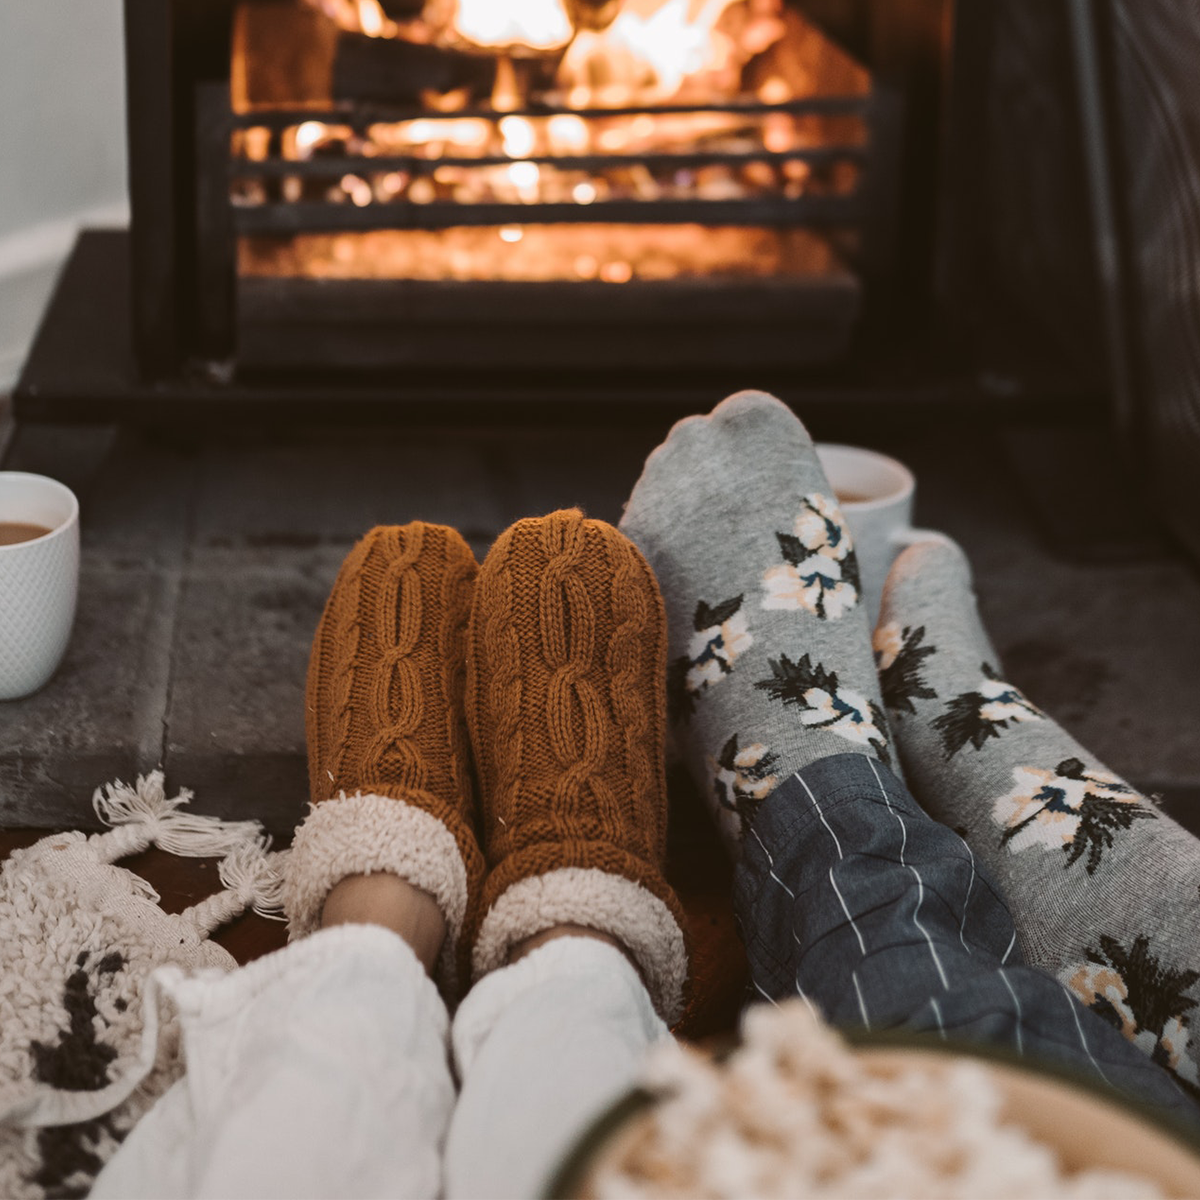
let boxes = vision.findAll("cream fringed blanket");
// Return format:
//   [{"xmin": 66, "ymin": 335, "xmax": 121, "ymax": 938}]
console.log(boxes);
[{"xmin": 0, "ymin": 773, "xmax": 287, "ymax": 1199}]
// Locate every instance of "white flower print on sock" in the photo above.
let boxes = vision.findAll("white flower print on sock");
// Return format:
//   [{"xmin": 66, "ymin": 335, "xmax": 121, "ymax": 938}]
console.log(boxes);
[
  {"xmin": 978, "ymin": 676, "xmax": 1042, "ymax": 725},
  {"xmin": 754, "ymin": 653, "xmax": 890, "ymax": 763},
  {"xmin": 795, "ymin": 493, "xmax": 852, "ymax": 560},
  {"xmin": 761, "ymin": 494, "xmax": 860, "ymax": 620},
  {"xmin": 992, "ymin": 757, "xmax": 1155, "ymax": 872},
  {"xmin": 762, "ymin": 556, "xmax": 858, "ymax": 620},
  {"xmin": 933, "ymin": 663, "xmax": 1043, "ymax": 758},
  {"xmin": 686, "ymin": 607, "xmax": 752, "ymax": 691},
  {"xmin": 1063, "ymin": 935, "xmax": 1200, "ymax": 1092},
  {"xmin": 668, "ymin": 596, "xmax": 753, "ymax": 720},
  {"xmin": 1066, "ymin": 959, "xmax": 1142, "ymax": 1042},
  {"xmin": 708, "ymin": 735, "xmax": 780, "ymax": 841}
]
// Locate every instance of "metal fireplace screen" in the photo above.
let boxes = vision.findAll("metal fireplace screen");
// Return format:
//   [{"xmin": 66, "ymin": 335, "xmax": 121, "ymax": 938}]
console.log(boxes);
[{"xmin": 196, "ymin": 0, "xmax": 896, "ymax": 374}]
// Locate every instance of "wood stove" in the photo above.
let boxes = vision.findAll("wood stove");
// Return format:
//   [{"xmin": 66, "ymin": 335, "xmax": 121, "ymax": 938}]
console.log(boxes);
[
  {"xmin": 16, "ymin": 0, "xmax": 1117, "ymax": 425},
  {"xmin": 146, "ymin": 0, "xmax": 906, "ymax": 381}
]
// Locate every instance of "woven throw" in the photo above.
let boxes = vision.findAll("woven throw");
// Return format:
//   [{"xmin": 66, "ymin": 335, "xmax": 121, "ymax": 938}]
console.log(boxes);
[{"xmin": 0, "ymin": 773, "xmax": 287, "ymax": 1200}]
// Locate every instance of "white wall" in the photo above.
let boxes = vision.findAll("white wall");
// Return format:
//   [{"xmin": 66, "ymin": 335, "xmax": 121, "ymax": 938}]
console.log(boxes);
[{"xmin": 0, "ymin": 3, "xmax": 129, "ymax": 389}]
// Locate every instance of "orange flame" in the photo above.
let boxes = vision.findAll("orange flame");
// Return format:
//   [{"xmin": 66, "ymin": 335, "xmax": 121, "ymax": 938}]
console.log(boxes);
[
  {"xmin": 559, "ymin": 0, "xmax": 739, "ymax": 101},
  {"xmin": 453, "ymin": 0, "xmax": 574, "ymax": 52}
]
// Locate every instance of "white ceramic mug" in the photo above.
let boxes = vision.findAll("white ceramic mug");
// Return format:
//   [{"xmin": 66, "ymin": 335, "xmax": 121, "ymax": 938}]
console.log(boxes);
[
  {"xmin": 0, "ymin": 472, "xmax": 80, "ymax": 700},
  {"xmin": 815, "ymin": 444, "xmax": 935, "ymax": 627}
]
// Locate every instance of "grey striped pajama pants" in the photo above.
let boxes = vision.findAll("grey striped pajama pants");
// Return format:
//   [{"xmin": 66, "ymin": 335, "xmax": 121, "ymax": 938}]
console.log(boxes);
[{"xmin": 733, "ymin": 752, "xmax": 1200, "ymax": 1127}]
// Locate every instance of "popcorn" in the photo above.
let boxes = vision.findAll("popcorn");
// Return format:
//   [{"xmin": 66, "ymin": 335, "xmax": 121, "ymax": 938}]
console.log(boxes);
[{"xmin": 588, "ymin": 1001, "xmax": 1164, "ymax": 1199}]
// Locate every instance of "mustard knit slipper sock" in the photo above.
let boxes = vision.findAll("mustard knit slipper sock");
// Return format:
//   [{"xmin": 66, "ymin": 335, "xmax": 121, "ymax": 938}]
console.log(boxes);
[
  {"xmin": 283, "ymin": 522, "xmax": 486, "ymax": 997},
  {"xmin": 466, "ymin": 509, "xmax": 689, "ymax": 1025}
]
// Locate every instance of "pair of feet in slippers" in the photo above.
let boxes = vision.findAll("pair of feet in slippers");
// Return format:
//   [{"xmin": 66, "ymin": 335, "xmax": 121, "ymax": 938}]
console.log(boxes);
[{"xmin": 284, "ymin": 390, "xmax": 1172, "ymax": 1032}]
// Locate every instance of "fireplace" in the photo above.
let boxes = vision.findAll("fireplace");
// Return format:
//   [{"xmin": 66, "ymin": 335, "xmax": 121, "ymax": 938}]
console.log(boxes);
[
  {"xmin": 131, "ymin": 0, "xmax": 910, "ymax": 385},
  {"xmin": 220, "ymin": 0, "xmax": 898, "ymax": 376},
  {"xmin": 18, "ymin": 0, "xmax": 1121, "ymax": 424}
]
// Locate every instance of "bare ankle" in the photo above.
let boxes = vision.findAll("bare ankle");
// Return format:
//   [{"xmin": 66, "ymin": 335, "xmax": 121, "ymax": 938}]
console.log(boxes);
[
  {"xmin": 507, "ymin": 923, "xmax": 635, "ymax": 970},
  {"xmin": 321, "ymin": 874, "xmax": 446, "ymax": 976}
]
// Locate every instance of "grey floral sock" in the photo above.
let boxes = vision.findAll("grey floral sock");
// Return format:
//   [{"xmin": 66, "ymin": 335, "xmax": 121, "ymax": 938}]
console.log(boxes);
[
  {"xmin": 619, "ymin": 390, "xmax": 888, "ymax": 853},
  {"xmin": 876, "ymin": 536, "xmax": 1200, "ymax": 1101}
]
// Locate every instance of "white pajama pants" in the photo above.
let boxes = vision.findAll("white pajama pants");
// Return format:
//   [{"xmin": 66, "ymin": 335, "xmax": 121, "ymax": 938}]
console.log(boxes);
[{"xmin": 91, "ymin": 925, "xmax": 669, "ymax": 1200}]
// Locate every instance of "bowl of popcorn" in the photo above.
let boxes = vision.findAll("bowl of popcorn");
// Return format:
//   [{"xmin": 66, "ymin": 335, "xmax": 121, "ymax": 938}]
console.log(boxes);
[{"xmin": 549, "ymin": 1002, "xmax": 1200, "ymax": 1199}]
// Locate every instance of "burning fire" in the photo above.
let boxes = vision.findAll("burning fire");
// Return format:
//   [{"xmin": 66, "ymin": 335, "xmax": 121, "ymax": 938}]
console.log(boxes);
[
  {"xmin": 303, "ymin": 0, "xmax": 786, "ymax": 100},
  {"xmin": 240, "ymin": 0, "xmax": 870, "ymax": 285},
  {"xmin": 560, "ymin": 0, "xmax": 741, "ymax": 101},
  {"xmin": 244, "ymin": 0, "xmax": 867, "ymax": 219},
  {"xmin": 453, "ymin": 0, "xmax": 574, "ymax": 52}
]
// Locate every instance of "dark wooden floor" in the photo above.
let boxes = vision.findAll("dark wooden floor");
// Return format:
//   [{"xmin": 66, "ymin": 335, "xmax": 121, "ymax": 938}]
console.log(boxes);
[{"xmin": 0, "ymin": 775, "xmax": 751, "ymax": 1041}]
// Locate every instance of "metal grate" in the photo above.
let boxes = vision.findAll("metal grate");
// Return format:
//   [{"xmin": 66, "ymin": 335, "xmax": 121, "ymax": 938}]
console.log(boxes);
[{"xmin": 219, "ymin": 93, "xmax": 882, "ymax": 236}]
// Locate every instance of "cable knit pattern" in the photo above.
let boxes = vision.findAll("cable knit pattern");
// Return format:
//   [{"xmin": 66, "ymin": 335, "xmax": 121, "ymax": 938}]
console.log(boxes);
[
  {"xmin": 360, "ymin": 527, "xmax": 426, "ymax": 789},
  {"xmin": 539, "ymin": 514, "xmax": 617, "ymax": 831},
  {"xmin": 476, "ymin": 552, "xmax": 525, "ymax": 838},
  {"xmin": 606, "ymin": 530, "xmax": 662, "ymax": 848},
  {"xmin": 466, "ymin": 510, "xmax": 689, "ymax": 1023},
  {"xmin": 438, "ymin": 533, "xmax": 477, "ymax": 807},
  {"xmin": 288, "ymin": 523, "xmax": 486, "ymax": 997},
  {"xmin": 326, "ymin": 543, "xmax": 365, "ymax": 794}
]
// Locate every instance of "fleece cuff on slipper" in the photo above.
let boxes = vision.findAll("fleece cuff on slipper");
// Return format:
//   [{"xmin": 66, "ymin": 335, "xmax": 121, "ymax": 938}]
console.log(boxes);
[
  {"xmin": 284, "ymin": 792, "xmax": 470, "ymax": 995},
  {"xmin": 472, "ymin": 866, "xmax": 688, "ymax": 1026}
]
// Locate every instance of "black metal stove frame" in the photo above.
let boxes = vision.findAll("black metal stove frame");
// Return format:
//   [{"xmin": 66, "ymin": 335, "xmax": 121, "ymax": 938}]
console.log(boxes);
[
  {"xmin": 202, "ymin": 87, "xmax": 900, "ymax": 374},
  {"xmin": 130, "ymin": 0, "xmax": 908, "ymax": 383},
  {"xmin": 223, "ymin": 97, "xmax": 882, "ymax": 237},
  {"xmin": 16, "ymin": 0, "xmax": 1122, "ymax": 432}
]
